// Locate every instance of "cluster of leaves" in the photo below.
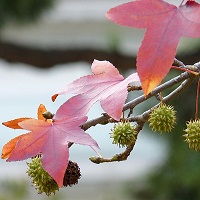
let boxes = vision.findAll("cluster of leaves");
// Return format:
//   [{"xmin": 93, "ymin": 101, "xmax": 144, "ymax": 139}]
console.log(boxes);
[
  {"xmin": 1, "ymin": 0, "xmax": 200, "ymax": 196},
  {"xmin": 2, "ymin": 104, "xmax": 98, "ymax": 188}
]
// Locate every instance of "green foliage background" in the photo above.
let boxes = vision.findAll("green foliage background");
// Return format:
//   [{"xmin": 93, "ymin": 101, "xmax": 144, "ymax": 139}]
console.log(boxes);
[{"xmin": 0, "ymin": 0, "xmax": 54, "ymax": 27}]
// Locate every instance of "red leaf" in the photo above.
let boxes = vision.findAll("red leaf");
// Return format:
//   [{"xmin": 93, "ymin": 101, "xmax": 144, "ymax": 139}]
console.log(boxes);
[
  {"xmin": 53, "ymin": 60, "xmax": 140, "ymax": 121},
  {"xmin": 106, "ymin": 0, "xmax": 200, "ymax": 95},
  {"xmin": 7, "ymin": 112, "xmax": 99, "ymax": 187}
]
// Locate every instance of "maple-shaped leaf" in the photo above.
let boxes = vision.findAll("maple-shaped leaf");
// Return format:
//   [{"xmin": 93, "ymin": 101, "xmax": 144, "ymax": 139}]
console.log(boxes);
[
  {"xmin": 52, "ymin": 59, "xmax": 140, "ymax": 121},
  {"xmin": 2, "ymin": 104, "xmax": 48, "ymax": 159},
  {"xmin": 8, "ymin": 117, "xmax": 98, "ymax": 187},
  {"xmin": 106, "ymin": 0, "xmax": 200, "ymax": 95},
  {"xmin": 4, "ymin": 105, "xmax": 98, "ymax": 187}
]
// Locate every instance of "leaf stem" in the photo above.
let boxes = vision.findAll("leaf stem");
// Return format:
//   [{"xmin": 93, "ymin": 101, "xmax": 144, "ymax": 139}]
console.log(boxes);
[
  {"xmin": 82, "ymin": 60, "xmax": 200, "ymax": 164},
  {"xmin": 195, "ymin": 79, "xmax": 200, "ymax": 119},
  {"xmin": 90, "ymin": 146, "xmax": 103, "ymax": 158},
  {"xmin": 172, "ymin": 66, "xmax": 199, "ymax": 76},
  {"xmin": 180, "ymin": 0, "xmax": 185, "ymax": 6}
]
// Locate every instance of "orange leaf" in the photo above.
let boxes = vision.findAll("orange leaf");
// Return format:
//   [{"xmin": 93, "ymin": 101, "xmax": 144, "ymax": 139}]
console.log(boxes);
[
  {"xmin": 2, "ymin": 118, "xmax": 31, "ymax": 129},
  {"xmin": 37, "ymin": 104, "xmax": 47, "ymax": 120},
  {"xmin": 2, "ymin": 104, "xmax": 49, "ymax": 160},
  {"xmin": 1, "ymin": 134, "xmax": 25, "ymax": 159},
  {"xmin": 52, "ymin": 94, "xmax": 58, "ymax": 102}
]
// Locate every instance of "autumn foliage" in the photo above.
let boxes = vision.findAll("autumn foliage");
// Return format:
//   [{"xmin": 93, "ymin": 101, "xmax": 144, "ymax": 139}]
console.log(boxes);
[
  {"xmin": 107, "ymin": 0, "xmax": 200, "ymax": 94},
  {"xmin": 2, "ymin": 0, "xmax": 200, "ymax": 195}
]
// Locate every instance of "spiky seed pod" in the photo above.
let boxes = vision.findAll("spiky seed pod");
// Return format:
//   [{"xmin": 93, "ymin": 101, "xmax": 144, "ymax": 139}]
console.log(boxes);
[
  {"xmin": 183, "ymin": 119, "xmax": 200, "ymax": 151},
  {"xmin": 110, "ymin": 121, "xmax": 137, "ymax": 147},
  {"xmin": 27, "ymin": 155, "xmax": 59, "ymax": 196},
  {"xmin": 63, "ymin": 160, "xmax": 82, "ymax": 187},
  {"xmin": 148, "ymin": 103, "xmax": 176, "ymax": 133}
]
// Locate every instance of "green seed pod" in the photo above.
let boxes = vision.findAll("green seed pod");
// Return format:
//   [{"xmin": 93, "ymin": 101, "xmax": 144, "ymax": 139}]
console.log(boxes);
[
  {"xmin": 27, "ymin": 155, "xmax": 59, "ymax": 196},
  {"xmin": 63, "ymin": 160, "xmax": 81, "ymax": 187},
  {"xmin": 148, "ymin": 103, "xmax": 176, "ymax": 133},
  {"xmin": 110, "ymin": 121, "xmax": 137, "ymax": 147},
  {"xmin": 183, "ymin": 119, "xmax": 200, "ymax": 151}
]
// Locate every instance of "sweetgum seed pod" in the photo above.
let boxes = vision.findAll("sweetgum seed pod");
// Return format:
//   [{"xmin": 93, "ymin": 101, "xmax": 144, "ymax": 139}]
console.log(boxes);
[
  {"xmin": 27, "ymin": 155, "xmax": 59, "ymax": 196},
  {"xmin": 110, "ymin": 121, "xmax": 137, "ymax": 147},
  {"xmin": 148, "ymin": 103, "xmax": 176, "ymax": 133},
  {"xmin": 183, "ymin": 119, "xmax": 200, "ymax": 151},
  {"xmin": 63, "ymin": 160, "xmax": 81, "ymax": 187}
]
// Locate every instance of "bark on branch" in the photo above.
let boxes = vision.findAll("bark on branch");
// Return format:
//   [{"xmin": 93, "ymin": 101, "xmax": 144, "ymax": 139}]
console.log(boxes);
[{"xmin": 82, "ymin": 60, "xmax": 200, "ymax": 164}]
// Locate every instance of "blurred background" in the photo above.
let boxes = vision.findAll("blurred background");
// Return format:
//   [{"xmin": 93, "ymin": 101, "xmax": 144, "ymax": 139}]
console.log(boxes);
[{"xmin": 0, "ymin": 0, "xmax": 200, "ymax": 199}]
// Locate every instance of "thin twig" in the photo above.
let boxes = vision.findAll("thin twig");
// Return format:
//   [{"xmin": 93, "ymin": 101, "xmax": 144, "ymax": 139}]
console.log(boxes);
[
  {"xmin": 172, "ymin": 66, "xmax": 199, "ymax": 75},
  {"xmin": 173, "ymin": 58, "xmax": 186, "ymax": 68},
  {"xmin": 127, "ymin": 85, "xmax": 142, "ymax": 92},
  {"xmin": 132, "ymin": 74, "xmax": 196, "ymax": 122},
  {"xmin": 81, "ymin": 61, "xmax": 199, "ymax": 164},
  {"xmin": 89, "ymin": 122, "xmax": 144, "ymax": 164},
  {"xmin": 82, "ymin": 70, "xmax": 195, "ymax": 131},
  {"xmin": 173, "ymin": 58, "xmax": 200, "ymax": 75},
  {"xmin": 195, "ymin": 80, "xmax": 200, "ymax": 119},
  {"xmin": 179, "ymin": 0, "xmax": 185, "ymax": 6},
  {"xmin": 123, "ymin": 71, "xmax": 191, "ymax": 112}
]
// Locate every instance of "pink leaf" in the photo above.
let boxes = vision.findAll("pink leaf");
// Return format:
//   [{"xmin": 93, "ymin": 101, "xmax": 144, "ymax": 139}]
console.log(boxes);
[
  {"xmin": 106, "ymin": 0, "xmax": 200, "ymax": 95},
  {"xmin": 7, "ymin": 116, "xmax": 99, "ymax": 187},
  {"xmin": 53, "ymin": 60, "xmax": 140, "ymax": 121}
]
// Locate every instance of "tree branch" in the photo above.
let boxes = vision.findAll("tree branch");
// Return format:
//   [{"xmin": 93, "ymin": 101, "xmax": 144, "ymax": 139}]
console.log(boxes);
[
  {"xmin": 89, "ymin": 121, "xmax": 144, "ymax": 164},
  {"xmin": 82, "ymin": 65, "xmax": 197, "ymax": 131},
  {"xmin": 81, "ymin": 60, "xmax": 200, "ymax": 164}
]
